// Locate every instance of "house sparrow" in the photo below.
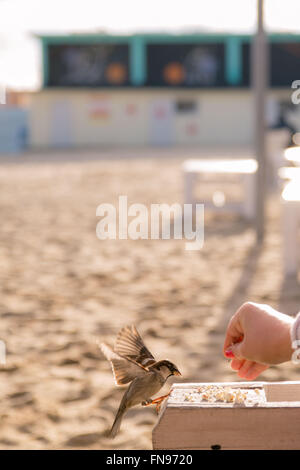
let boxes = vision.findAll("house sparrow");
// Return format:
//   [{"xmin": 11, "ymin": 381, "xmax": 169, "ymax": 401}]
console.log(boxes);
[{"xmin": 100, "ymin": 324, "xmax": 181, "ymax": 438}]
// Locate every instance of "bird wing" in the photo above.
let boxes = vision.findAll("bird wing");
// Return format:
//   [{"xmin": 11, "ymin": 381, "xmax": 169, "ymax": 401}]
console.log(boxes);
[
  {"xmin": 114, "ymin": 325, "xmax": 156, "ymax": 368},
  {"xmin": 100, "ymin": 342, "xmax": 147, "ymax": 386}
]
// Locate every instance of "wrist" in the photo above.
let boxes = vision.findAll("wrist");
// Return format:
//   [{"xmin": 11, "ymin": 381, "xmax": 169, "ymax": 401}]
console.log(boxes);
[
  {"xmin": 290, "ymin": 312, "xmax": 300, "ymax": 364},
  {"xmin": 273, "ymin": 316, "xmax": 294, "ymax": 364}
]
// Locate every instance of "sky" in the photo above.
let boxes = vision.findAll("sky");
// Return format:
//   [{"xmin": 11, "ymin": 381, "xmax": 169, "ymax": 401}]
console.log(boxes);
[{"xmin": 0, "ymin": 0, "xmax": 300, "ymax": 90}]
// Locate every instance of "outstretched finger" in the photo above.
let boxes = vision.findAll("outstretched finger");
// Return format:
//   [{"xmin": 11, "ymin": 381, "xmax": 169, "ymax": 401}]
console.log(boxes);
[
  {"xmin": 230, "ymin": 358, "xmax": 245, "ymax": 371},
  {"xmin": 242, "ymin": 362, "xmax": 269, "ymax": 380}
]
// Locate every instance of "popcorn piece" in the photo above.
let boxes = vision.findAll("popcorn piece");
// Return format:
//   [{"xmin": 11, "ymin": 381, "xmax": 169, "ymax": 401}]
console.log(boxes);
[{"xmin": 195, "ymin": 385, "xmax": 265, "ymax": 405}]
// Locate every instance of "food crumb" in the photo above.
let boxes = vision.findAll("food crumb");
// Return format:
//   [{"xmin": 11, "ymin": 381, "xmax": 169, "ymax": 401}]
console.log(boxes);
[{"xmin": 179, "ymin": 385, "xmax": 266, "ymax": 405}]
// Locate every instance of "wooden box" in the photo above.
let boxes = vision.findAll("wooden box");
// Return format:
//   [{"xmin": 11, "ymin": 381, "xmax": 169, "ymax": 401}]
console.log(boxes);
[{"xmin": 152, "ymin": 381, "xmax": 300, "ymax": 450}]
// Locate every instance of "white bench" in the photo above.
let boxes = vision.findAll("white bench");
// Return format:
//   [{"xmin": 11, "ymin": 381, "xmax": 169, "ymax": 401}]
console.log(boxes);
[
  {"xmin": 183, "ymin": 158, "xmax": 258, "ymax": 220},
  {"xmin": 284, "ymin": 146, "xmax": 300, "ymax": 167},
  {"xmin": 280, "ymin": 178, "xmax": 300, "ymax": 277}
]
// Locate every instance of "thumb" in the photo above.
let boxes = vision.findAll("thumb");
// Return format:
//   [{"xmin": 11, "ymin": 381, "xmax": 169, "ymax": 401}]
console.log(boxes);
[
  {"xmin": 228, "ymin": 340, "xmax": 245, "ymax": 360},
  {"xmin": 225, "ymin": 339, "xmax": 245, "ymax": 360}
]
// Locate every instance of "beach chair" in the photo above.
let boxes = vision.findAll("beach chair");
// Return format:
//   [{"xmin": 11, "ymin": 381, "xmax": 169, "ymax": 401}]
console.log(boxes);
[
  {"xmin": 280, "ymin": 177, "xmax": 300, "ymax": 277},
  {"xmin": 266, "ymin": 129, "xmax": 290, "ymax": 188},
  {"xmin": 183, "ymin": 158, "xmax": 258, "ymax": 220}
]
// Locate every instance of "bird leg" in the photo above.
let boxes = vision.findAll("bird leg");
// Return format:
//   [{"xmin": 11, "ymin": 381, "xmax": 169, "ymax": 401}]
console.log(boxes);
[
  {"xmin": 141, "ymin": 398, "xmax": 153, "ymax": 406},
  {"xmin": 152, "ymin": 392, "xmax": 171, "ymax": 413},
  {"xmin": 141, "ymin": 392, "xmax": 171, "ymax": 413}
]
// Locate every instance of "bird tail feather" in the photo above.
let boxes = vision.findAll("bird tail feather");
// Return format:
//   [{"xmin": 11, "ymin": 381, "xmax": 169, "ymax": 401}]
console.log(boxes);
[{"xmin": 109, "ymin": 407, "xmax": 125, "ymax": 438}]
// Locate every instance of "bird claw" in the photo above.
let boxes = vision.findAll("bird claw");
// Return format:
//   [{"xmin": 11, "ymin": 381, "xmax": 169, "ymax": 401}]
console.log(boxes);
[
  {"xmin": 155, "ymin": 402, "xmax": 162, "ymax": 414},
  {"xmin": 141, "ymin": 392, "xmax": 171, "ymax": 413}
]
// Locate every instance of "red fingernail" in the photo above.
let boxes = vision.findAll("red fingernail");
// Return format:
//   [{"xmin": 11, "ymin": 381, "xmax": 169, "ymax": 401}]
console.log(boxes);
[{"xmin": 225, "ymin": 349, "xmax": 235, "ymax": 358}]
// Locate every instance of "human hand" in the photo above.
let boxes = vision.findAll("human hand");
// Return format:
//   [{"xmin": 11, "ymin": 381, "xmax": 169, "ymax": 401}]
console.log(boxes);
[{"xmin": 223, "ymin": 302, "xmax": 294, "ymax": 380}]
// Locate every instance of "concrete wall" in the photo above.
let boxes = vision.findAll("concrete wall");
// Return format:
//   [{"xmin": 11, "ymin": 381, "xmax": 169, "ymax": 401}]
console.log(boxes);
[{"xmin": 29, "ymin": 88, "xmax": 292, "ymax": 149}]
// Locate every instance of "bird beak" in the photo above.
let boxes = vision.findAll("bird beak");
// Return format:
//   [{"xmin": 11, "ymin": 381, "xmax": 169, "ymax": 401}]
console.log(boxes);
[{"xmin": 173, "ymin": 370, "xmax": 181, "ymax": 376}]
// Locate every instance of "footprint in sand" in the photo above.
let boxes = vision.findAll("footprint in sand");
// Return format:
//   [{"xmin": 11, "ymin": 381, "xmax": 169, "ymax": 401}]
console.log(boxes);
[
  {"xmin": 65, "ymin": 432, "xmax": 104, "ymax": 447},
  {"xmin": 8, "ymin": 391, "xmax": 34, "ymax": 407}
]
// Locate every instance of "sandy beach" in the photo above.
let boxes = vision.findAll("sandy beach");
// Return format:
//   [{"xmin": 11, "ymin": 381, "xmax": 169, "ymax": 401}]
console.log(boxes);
[{"xmin": 0, "ymin": 147, "xmax": 299, "ymax": 449}]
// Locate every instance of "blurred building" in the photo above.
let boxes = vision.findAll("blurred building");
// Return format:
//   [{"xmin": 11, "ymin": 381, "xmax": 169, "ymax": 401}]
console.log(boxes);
[{"xmin": 29, "ymin": 33, "xmax": 300, "ymax": 149}]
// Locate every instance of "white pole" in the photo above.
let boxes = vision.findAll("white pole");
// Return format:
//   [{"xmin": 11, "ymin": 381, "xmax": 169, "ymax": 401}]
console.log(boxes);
[{"xmin": 253, "ymin": 0, "xmax": 268, "ymax": 243}]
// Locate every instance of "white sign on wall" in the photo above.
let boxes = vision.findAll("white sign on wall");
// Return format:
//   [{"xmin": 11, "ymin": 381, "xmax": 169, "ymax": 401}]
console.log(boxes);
[{"xmin": 149, "ymin": 99, "xmax": 174, "ymax": 146}]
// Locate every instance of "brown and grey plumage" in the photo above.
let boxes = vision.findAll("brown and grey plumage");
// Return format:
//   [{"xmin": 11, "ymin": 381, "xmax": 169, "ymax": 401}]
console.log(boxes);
[{"xmin": 100, "ymin": 325, "xmax": 181, "ymax": 438}]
